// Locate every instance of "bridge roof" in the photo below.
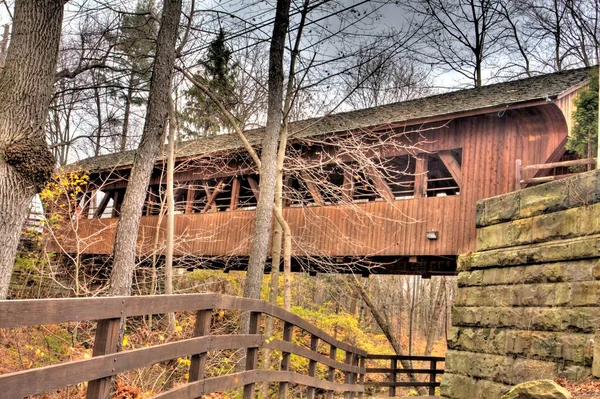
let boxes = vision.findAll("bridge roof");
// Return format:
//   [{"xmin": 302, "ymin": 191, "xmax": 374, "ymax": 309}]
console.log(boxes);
[{"xmin": 73, "ymin": 67, "xmax": 591, "ymax": 173}]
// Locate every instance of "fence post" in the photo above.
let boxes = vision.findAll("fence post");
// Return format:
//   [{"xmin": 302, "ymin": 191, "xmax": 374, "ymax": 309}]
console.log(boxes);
[
  {"xmin": 326, "ymin": 345, "xmax": 337, "ymax": 399},
  {"xmin": 306, "ymin": 334, "xmax": 319, "ymax": 399},
  {"xmin": 189, "ymin": 309, "xmax": 212, "ymax": 383},
  {"xmin": 243, "ymin": 311, "xmax": 262, "ymax": 399},
  {"xmin": 389, "ymin": 357, "xmax": 397, "ymax": 397},
  {"xmin": 429, "ymin": 359, "xmax": 437, "ymax": 395},
  {"xmin": 344, "ymin": 351, "xmax": 354, "ymax": 399},
  {"xmin": 86, "ymin": 318, "xmax": 121, "ymax": 399},
  {"xmin": 277, "ymin": 321, "xmax": 294, "ymax": 399},
  {"xmin": 357, "ymin": 356, "xmax": 365, "ymax": 399}
]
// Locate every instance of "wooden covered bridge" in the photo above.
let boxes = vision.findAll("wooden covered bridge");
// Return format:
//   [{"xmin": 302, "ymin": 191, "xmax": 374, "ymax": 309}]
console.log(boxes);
[
  {"xmin": 0, "ymin": 294, "xmax": 444, "ymax": 398},
  {"xmin": 51, "ymin": 68, "xmax": 591, "ymax": 277}
]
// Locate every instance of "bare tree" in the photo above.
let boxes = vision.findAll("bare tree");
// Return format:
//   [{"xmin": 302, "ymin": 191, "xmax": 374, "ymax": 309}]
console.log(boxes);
[
  {"xmin": 404, "ymin": 0, "xmax": 507, "ymax": 87},
  {"xmin": 109, "ymin": 0, "xmax": 182, "ymax": 296},
  {"xmin": 242, "ymin": 0, "xmax": 292, "ymax": 303},
  {"xmin": 0, "ymin": 0, "xmax": 67, "ymax": 299},
  {"xmin": 342, "ymin": 49, "xmax": 432, "ymax": 109}
]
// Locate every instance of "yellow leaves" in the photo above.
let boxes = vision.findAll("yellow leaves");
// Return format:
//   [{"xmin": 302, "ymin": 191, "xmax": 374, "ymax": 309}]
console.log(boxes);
[
  {"xmin": 35, "ymin": 348, "xmax": 45, "ymax": 357},
  {"xmin": 40, "ymin": 168, "xmax": 90, "ymax": 218},
  {"xmin": 122, "ymin": 334, "xmax": 129, "ymax": 347},
  {"xmin": 264, "ymin": 336, "xmax": 276, "ymax": 344},
  {"xmin": 174, "ymin": 325, "xmax": 183, "ymax": 333},
  {"xmin": 177, "ymin": 357, "xmax": 191, "ymax": 366}
]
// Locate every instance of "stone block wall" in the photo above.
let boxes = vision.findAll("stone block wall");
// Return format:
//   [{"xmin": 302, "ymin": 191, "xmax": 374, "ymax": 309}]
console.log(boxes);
[{"xmin": 440, "ymin": 170, "xmax": 600, "ymax": 399}]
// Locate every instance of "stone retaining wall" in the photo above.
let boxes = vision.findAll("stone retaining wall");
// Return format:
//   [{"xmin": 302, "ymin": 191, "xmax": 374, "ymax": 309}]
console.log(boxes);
[{"xmin": 440, "ymin": 170, "xmax": 600, "ymax": 399}]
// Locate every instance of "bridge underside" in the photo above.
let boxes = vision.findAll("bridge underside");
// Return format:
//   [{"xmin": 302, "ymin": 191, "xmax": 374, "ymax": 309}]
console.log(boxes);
[{"xmin": 79, "ymin": 254, "xmax": 457, "ymax": 278}]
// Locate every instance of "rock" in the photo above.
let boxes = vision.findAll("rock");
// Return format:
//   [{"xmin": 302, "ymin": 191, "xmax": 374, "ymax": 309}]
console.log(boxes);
[{"xmin": 501, "ymin": 380, "xmax": 571, "ymax": 399}]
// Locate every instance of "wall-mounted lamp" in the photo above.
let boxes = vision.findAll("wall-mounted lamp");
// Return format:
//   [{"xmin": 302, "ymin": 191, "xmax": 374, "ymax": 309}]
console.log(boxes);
[{"xmin": 426, "ymin": 230, "xmax": 439, "ymax": 240}]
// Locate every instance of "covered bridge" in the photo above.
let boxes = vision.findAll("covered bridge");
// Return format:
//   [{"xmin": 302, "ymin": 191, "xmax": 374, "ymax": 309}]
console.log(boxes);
[{"xmin": 51, "ymin": 68, "xmax": 591, "ymax": 277}]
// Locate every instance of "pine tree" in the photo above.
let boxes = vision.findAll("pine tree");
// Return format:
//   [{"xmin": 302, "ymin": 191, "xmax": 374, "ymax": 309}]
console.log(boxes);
[
  {"xmin": 182, "ymin": 28, "xmax": 238, "ymax": 138},
  {"xmin": 567, "ymin": 68, "xmax": 598, "ymax": 159}
]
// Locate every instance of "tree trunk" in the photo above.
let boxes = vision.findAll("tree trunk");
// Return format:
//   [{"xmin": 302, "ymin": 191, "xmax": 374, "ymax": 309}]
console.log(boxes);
[
  {"xmin": 164, "ymin": 94, "xmax": 176, "ymax": 330},
  {"xmin": 424, "ymin": 279, "xmax": 445, "ymax": 356},
  {"xmin": 109, "ymin": 0, "xmax": 182, "ymax": 296},
  {"xmin": 0, "ymin": 0, "xmax": 65, "ymax": 299},
  {"xmin": 120, "ymin": 71, "xmax": 135, "ymax": 152},
  {"xmin": 242, "ymin": 0, "xmax": 291, "ymax": 302},
  {"xmin": 355, "ymin": 281, "xmax": 426, "ymax": 393},
  {"xmin": 93, "ymin": 82, "xmax": 103, "ymax": 156}
]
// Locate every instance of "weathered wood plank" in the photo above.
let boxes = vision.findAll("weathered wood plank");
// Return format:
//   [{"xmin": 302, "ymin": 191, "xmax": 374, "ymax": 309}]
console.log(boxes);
[
  {"xmin": 230, "ymin": 176, "xmax": 240, "ymax": 210},
  {"xmin": 326, "ymin": 345, "xmax": 337, "ymax": 399},
  {"xmin": 247, "ymin": 176, "xmax": 260, "ymax": 201},
  {"xmin": 365, "ymin": 354, "xmax": 445, "ymax": 361},
  {"xmin": 155, "ymin": 370, "xmax": 364, "ymax": 399},
  {"xmin": 367, "ymin": 167, "xmax": 394, "ymax": 202},
  {"xmin": 306, "ymin": 334, "xmax": 319, "ymax": 399},
  {"xmin": 278, "ymin": 321, "xmax": 294, "ymax": 399},
  {"xmin": 243, "ymin": 312, "xmax": 261, "ymax": 399},
  {"xmin": 438, "ymin": 150, "xmax": 462, "ymax": 187},
  {"xmin": 366, "ymin": 367, "xmax": 445, "ymax": 374},
  {"xmin": 185, "ymin": 185, "xmax": 195, "ymax": 214},
  {"xmin": 86, "ymin": 318, "xmax": 121, "ymax": 399},
  {"xmin": 202, "ymin": 179, "xmax": 225, "ymax": 213},
  {"xmin": 0, "ymin": 334, "xmax": 262, "ymax": 398},
  {"xmin": 342, "ymin": 169, "xmax": 354, "ymax": 202},
  {"xmin": 301, "ymin": 171, "xmax": 325, "ymax": 205},
  {"xmin": 414, "ymin": 154, "xmax": 428, "ymax": 198},
  {"xmin": 189, "ymin": 310, "xmax": 212, "ymax": 384},
  {"xmin": 93, "ymin": 190, "xmax": 113, "ymax": 218},
  {"xmin": 0, "ymin": 294, "xmax": 366, "ymax": 356}
]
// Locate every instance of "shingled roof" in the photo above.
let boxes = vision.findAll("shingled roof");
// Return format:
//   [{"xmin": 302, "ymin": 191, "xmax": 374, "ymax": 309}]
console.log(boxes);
[{"xmin": 74, "ymin": 67, "xmax": 591, "ymax": 172}]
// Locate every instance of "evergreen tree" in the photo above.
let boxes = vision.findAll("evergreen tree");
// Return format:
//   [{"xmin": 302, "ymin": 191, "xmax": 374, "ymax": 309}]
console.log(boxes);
[
  {"xmin": 182, "ymin": 29, "xmax": 238, "ymax": 138},
  {"xmin": 108, "ymin": 0, "xmax": 158, "ymax": 151},
  {"xmin": 567, "ymin": 68, "xmax": 598, "ymax": 159}
]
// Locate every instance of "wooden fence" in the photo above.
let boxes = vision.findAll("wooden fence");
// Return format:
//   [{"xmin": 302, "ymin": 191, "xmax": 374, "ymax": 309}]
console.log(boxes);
[
  {"xmin": 0, "ymin": 294, "xmax": 366, "ymax": 399},
  {"xmin": 516, "ymin": 158, "xmax": 597, "ymax": 188},
  {"xmin": 364, "ymin": 354, "xmax": 444, "ymax": 396}
]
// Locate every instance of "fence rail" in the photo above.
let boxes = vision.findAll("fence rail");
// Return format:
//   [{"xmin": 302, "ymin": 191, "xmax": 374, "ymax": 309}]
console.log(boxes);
[
  {"xmin": 364, "ymin": 354, "xmax": 444, "ymax": 396},
  {"xmin": 516, "ymin": 158, "xmax": 597, "ymax": 188},
  {"xmin": 0, "ymin": 293, "xmax": 366, "ymax": 399}
]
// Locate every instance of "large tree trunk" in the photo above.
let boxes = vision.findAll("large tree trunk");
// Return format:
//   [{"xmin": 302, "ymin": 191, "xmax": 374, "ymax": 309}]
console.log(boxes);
[
  {"xmin": 242, "ymin": 0, "xmax": 292, "ymax": 302},
  {"xmin": 0, "ymin": 0, "xmax": 66, "ymax": 299},
  {"xmin": 109, "ymin": 0, "xmax": 182, "ymax": 296}
]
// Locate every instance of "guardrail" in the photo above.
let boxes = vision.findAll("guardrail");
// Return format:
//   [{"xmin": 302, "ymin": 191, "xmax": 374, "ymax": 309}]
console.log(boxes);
[
  {"xmin": 516, "ymin": 158, "xmax": 597, "ymax": 188},
  {"xmin": 364, "ymin": 354, "xmax": 444, "ymax": 396},
  {"xmin": 0, "ymin": 294, "xmax": 366, "ymax": 399}
]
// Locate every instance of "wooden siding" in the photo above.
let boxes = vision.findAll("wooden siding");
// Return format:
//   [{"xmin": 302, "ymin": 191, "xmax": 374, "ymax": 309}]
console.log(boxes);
[{"xmin": 51, "ymin": 103, "xmax": 569, "ymax": 260}]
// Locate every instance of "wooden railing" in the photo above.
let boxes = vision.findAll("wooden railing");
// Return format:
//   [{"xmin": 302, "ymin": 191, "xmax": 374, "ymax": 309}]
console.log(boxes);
[
  {"xmin": 516, "ymin": 158, "xmax": 597, "ymax": 188},
  {"xmin": 364, "ymin": 354, "xmax": 445, "ymax": 396},
  {"xmin": 0, "ymin": 294, "xmax": 366, "ymax": 399}
]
